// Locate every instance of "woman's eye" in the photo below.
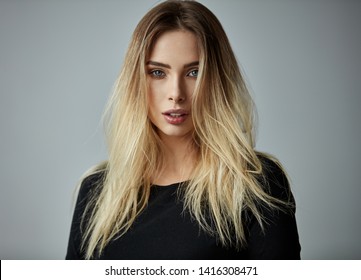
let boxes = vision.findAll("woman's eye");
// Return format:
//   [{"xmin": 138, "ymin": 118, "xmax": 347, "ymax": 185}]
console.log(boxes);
[
  {"xmin": 187, "ymin": 69, "xmax": 198, "ymax": 77},
  {"xmin": 150, "ymin": 69, "xmax": 165, "ymax": 78}
]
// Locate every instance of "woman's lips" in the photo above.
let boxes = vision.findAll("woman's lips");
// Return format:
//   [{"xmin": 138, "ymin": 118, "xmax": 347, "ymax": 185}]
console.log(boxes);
[{"xmin": 162, "ymin": 109, "xmax": 189, "ymax": 125}]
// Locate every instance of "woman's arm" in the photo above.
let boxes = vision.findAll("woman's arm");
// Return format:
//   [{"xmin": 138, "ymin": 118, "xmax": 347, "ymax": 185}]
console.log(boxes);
[{"xmin": 244, "ymin": 156, "xmax": 301, "ymax": 259}]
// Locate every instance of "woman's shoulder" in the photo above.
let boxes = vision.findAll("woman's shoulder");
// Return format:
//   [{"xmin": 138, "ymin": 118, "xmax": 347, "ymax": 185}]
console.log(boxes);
[
  {"xmin": 79, "ymin": 172, "xmax": 105, "ymax": 196},
  {"xmin": 256, "ymin": 152, "xmax": 293, "ymax": 203},
  {"xmin": 66, "ymin": 166, "xmax": 107, "ymax": 260},
  {"xmin": 247, "ymin": 153, "xmax": 300, "ymax": 259},
  {"xmin": 76, "ymin": 162, "xmax": 108, "ymax": 204}
]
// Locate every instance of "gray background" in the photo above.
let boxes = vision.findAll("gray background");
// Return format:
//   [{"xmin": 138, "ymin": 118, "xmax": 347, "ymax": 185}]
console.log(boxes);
[{"xmin": 1, "ymin": 0, "xmax": 360, "ymax": 259}]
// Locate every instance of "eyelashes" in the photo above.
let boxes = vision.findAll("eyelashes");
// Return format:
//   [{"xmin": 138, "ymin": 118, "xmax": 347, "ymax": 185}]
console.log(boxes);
[
  {"xmin": 149, "ymin": 69, "xmax": 166, "ymax": 78},
  {"xmin": 148, "ymin": 69, "xmax": 199, "ymax": 79},
  {"xmin": 187, "ymin": 69, "xmax": 198, "ymax": 77}
]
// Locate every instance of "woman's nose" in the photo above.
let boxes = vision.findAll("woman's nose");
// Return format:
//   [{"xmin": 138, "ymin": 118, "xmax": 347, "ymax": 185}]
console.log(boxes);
[{"xmin": 168, "ymin": 77, "xmax": 186, "ymax": 104}]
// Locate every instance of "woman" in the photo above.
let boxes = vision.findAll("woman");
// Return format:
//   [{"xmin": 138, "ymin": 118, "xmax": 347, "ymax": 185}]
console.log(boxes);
[{"xmin": 66, "ymin": 0, "xmax": 300, "ymax": 260}]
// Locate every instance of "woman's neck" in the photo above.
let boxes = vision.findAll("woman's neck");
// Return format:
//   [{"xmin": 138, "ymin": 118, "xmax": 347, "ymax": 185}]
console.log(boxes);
[{"xmin": 152, "ymin": 133, "xmax": 198, "ymax": 186}]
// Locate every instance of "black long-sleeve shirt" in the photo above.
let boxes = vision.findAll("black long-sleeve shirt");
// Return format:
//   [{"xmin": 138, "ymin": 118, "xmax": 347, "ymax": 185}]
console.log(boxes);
[{"xmin": 66, "ymin": 157, "xmax": 301, "ymax": 259}]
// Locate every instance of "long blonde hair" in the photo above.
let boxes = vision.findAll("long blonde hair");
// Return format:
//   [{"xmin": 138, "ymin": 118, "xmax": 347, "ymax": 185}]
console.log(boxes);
[{"xmin": 80, "ymin": 0, "xmax": 289, "ymax": 259}]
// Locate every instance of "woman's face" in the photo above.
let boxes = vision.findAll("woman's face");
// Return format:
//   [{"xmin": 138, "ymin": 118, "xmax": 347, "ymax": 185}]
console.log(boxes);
[{"xmin": 146, "ymin": 30, "xmax": 199, "ymax": 140}]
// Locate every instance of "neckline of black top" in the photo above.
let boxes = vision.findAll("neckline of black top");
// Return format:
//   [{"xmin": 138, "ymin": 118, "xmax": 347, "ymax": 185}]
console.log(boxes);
[{"xmin": 151, "ymin": 181, "xmax": 187, "ymax": 188}]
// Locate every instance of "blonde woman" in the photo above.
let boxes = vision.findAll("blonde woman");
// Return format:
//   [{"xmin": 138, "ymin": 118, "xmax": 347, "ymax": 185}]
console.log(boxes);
[{"xmin": 66, "ymin": 0, "xmax": 300, "ymax": 260}]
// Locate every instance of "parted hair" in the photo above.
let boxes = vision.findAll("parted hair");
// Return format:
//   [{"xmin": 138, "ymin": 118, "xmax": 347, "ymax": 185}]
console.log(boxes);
[{"xmin": 79, "ymin": 0, "xmax": 289, "ymax": 259}]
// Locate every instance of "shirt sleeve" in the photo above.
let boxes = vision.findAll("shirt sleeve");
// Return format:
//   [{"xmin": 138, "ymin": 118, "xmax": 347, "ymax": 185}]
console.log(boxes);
[
  {"xmin": 244, "ymin": 157, "xmax": 301, "ymax": 259},
  {"xmin": 65, "ymin": 172, "xmax": 104, "ymax": 260}
]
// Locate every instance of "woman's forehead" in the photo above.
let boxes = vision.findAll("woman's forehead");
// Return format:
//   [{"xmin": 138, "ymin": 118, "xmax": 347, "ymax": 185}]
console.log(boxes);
[{"xmin": 147, "ymin": 30, "xmax": 199, "ymax": 67}]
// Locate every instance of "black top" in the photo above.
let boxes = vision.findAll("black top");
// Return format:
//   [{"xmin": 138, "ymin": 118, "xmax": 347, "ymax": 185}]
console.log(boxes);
[{"xmin": 66, "ymin": 157, "xmax": 301, "ymax": 259}]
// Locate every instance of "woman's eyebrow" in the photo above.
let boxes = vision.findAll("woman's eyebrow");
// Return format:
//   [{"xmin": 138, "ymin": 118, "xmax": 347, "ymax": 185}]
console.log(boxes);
[
  {"xmin": 184, "ymin": 61, "xmax": 199, "ymax": 68},
  {"xmin": 146, "ymin": 61, "xmax": 199, "ymax": 69},
  {"xmin": 147, "ymin": 61, "xmax": 171, "ymax": 69}
]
